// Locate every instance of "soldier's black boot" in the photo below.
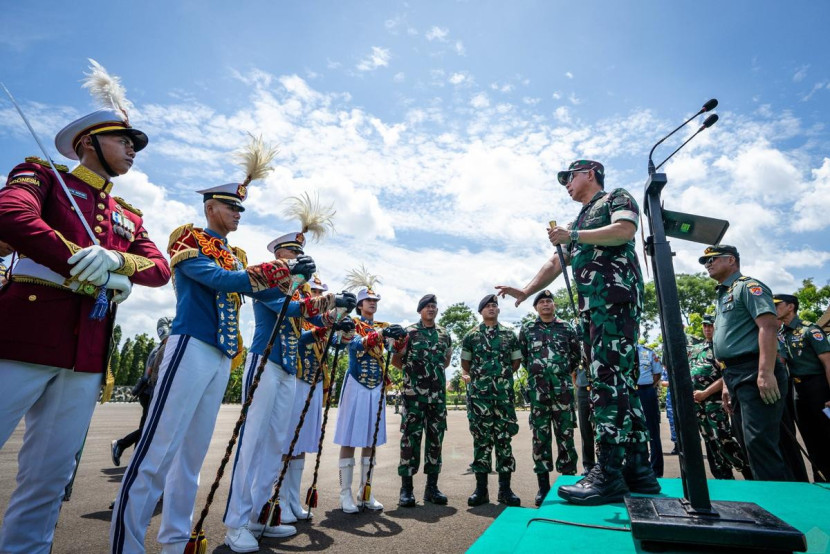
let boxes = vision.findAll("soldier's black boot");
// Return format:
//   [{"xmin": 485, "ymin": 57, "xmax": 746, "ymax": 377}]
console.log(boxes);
[
  {"xmin": 622, "ymin": 442, "xmax": 661, "ymax": 494},
  {"xmin": 534, "ymin": 472, "xmax": 551, "ymax": 507},
  {"xmin": 399, "ymin": 475, "xmax": 416, "ymax": 507},
  {"xmin": 497, "ymin": 472, "xmax": 521, "ymax": 506},
  {"xmin": 467, "ymin": 472, "xmax": 489, "ymax": 506},
  {"xmin": 424, "ymin": 473, "xmax": 448, "ymax": 505},
  {"xmin": 557, "ymin": 444, "xmax": 628, "ymax": 506}
]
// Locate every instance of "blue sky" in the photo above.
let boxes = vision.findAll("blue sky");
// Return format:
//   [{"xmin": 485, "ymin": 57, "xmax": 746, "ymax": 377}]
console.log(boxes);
[{"xmin": 2, "ymin": 1, "xmax": 829, "ymax": 342}]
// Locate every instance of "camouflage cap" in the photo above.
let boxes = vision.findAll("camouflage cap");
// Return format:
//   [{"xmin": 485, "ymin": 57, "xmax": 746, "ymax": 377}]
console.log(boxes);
[
  {"xmin": 702, "ymin": 314, "xmax": 715, "ymax": 325},
  {"xmin": 557, "ymin": 160, "xmax": 605, "ymax": 186},
  {"xmin": 478, "ymin": 294, "xmax": 498, "ymax": 313},
  {"xmin": 532, "ymin": 289, "xmax": 554, "ymax": 307},
  {"xmin": 698, "ymin": 244, "xmax": 739, "ymax": 264}
]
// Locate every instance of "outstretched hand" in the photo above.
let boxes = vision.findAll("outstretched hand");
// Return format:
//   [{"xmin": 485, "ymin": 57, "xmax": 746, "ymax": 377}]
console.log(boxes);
[{"xmin": 495, "ymin": 285, "xmax": 527, "ymax": 307}]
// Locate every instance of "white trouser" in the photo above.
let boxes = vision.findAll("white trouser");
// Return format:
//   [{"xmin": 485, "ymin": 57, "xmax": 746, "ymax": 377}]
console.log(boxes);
[
  {"xmin": 110, "ymin": 335, "xmax": 230, "ymax": 554},
  {"xmin": 223, "ymin": 353, "xmax": 296, "ymax": 529},
  {"xmin": 0, "ymin": 360, "xmax": 100, "ymax": 554}
]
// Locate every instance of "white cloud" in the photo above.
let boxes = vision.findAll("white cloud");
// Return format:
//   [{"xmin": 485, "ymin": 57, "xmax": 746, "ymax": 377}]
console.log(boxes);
[
  {"xmin": 565, "ymin": 71, "xmax": 573, "ymax": 79},
  {"xmin": 552, "ymin": 91, "xmax": 561, "ymax": 100},
  {"xmin": 449, "ymin": 72, "xmax": 467, "ymax": 85},
  {"xmin": 793, "ymin": 157, "xmax": 830, "ymax": 231},
  {"xmin": 793, "ymin": 65, "xmax": 809, "ymax": 83},
  {"xmin": 568, "ymin": 93, "xmax": 581, "ymax": 105},
  {"xmin": 425, "ymin": 26, "xmax": 449, "ymax": 42},
  {"xmin": 356, "ymin": 47, "xmax": 391, "ymax": 72},
  {"xmin": 455, "ymin": 40, "xmax": 466, "ymax": 56},
  {"xmin": 393, "ymin": 72, "xmax": 405, "ymax": 83},
  {"xmin": 470, "ymin": 93, "xmax": 490, "ymax": 109}
]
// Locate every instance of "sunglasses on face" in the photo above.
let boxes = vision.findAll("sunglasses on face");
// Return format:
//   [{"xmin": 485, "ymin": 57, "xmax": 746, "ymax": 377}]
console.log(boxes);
[{"xmin": 562, "ymin": 169, "xmax": 591, "ymax": 185}]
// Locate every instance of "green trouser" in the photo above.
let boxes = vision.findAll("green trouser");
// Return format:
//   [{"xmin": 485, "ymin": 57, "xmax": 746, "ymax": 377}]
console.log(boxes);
[
  {"xmin": 398, "ymin": 398, "xmax": 447, "ymax": 476},
  {"xmin": 528, "ymin": 372, "xmax": 577, "ymax": 474}
]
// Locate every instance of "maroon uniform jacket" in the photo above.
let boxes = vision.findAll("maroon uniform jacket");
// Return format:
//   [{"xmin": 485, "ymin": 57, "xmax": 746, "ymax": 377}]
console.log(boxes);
[{"xmin": 0, "ymin": 157, "xmax": 171, "ymax": 373}]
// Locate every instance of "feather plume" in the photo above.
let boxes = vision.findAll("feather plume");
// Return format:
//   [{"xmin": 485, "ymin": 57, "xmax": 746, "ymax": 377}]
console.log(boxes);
[
  {"xmin": 282, "ymin": 192, "xmax": 335, "ymax": 242},
  {"xmin": 344, "ymin": 264, "xmax": 381, "ymax": 292},
  {"xmin": 235, "ymin": 134, "xmax": 278, "ymax": 186},
  {"xmin": 82, "ymin": 59, "xmax": 132, "ymax": 122}
]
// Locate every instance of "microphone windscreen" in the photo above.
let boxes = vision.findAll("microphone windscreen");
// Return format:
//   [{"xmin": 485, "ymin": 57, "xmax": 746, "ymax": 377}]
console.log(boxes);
[
  {"xmin": 702, "ymin": 114, "xmax": 719, "ymax": 129},
  {"xmin": 702, "ymin": 98, "xmax": 718, "ymax": 112}
]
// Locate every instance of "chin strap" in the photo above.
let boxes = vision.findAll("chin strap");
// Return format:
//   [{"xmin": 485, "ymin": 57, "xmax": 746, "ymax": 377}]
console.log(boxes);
[{"xmin": 90, "ymin": 134, "xmax": 118, "ymax": 178}]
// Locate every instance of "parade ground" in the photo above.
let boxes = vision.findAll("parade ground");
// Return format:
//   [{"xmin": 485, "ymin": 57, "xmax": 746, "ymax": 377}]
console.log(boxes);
[{"xmin": 1, "ymin": 403, "xmax": 694, "ymax": 553}]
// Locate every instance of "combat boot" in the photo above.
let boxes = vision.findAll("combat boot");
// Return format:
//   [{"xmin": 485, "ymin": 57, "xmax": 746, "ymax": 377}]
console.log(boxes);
[
  {"xmin": 423, "ymin": 473, "xmax": 448, "ymax": 505},
  {"xmin": 534, "ymin": 472, "xmax": 550, "ymax": 507},
  {"xmin": 622, "ymin": 442, "xmax": 661, "ymax": 494},
  {"xmin": 557, "ymin": 444, "xmax": 628, "ymax": 506},
  {"xmin": 399, "ymin": 475, "xmax": 416, "ymax": 507},
  {"xmin": 467, "ymin": 472, "xmax": 489, "ymax": 506},
  {"xmin": 497, "ymin": 472, "xmax": 521, "ymax": 506}
]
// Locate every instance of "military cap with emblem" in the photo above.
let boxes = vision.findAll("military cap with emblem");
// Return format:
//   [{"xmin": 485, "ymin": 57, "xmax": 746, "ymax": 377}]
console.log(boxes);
[
  {"xmin": 478, "ymin": 294, "xmax": 498, "ymax": 313},
  {"xmin": 557, "ymin": 159, "xmax": 605, "ymax": 187},
  {"xmin": 773, "ymin": 294, "xmax": 799, "ymax": 310},
  {"xmin": 344, "ymin": 265, "xmax": 381, "ymax": 313},
  {"xmin": 702, "ymin": 314, "xmax": 715, "ymax": 325},
  {"xmin": 54, "ymin": 60, "xmax": 148, "ymax": 162},
  {"xmin": 268, "ymin": 191, "xmax": 335, "ymax": 254},
  {"xmin": 533, "ymin": 289, "xmax": 554, "ymax": 307},
  {"xmin": 309, "ymin": 273, "xmax": 329, "ymax": 292},
  {"xmin": 197, "ymin": 134, "xmax": 279, "ymax": 213},
  {"xmin": 417, "ymin": 293, "xmax": 437, "ymax": 313},
  {"xmin": 698, "ymin": 244, "xmax": 740, "ymax": 264}
]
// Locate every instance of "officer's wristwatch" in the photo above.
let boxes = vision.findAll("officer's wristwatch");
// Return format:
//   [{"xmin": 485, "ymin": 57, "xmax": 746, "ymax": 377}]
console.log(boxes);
[{"xmin": 569, "ymin": 229, "xmax": 579, "ymax": 244}]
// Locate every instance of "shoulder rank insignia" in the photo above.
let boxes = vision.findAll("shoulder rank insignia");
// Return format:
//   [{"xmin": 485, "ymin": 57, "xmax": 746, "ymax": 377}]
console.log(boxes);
[
  {"xmin": 25, "ymin": 156, "xmax": 69, "ymax": 173},
  {"xmin": 114, "ymin": 196, "xmax": 143, "ymax": 217}
]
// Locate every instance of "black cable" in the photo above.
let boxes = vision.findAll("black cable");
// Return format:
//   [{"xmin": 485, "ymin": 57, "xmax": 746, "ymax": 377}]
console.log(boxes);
[{"xmin": 526, "ymin": 517, "xmax": 631, "ymax": 533}]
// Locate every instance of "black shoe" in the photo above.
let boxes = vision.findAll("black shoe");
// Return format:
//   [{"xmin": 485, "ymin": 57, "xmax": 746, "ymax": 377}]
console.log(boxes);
[
  {"xmin": 622, "ymin": 443, "xmax": 661, "ymax": 494},
  {"xmin": 557, "ymin": 445, "xmax": 629, "ymax": 506},
  {"xmin": 581, "ymin": 463, "xmax": 596, "ymax": 476},
  {"xmin": 111, "ymin": 440, "xmax": 123, "ymax": 467},
  {"xmin": 424, "ymin": 473, "xmax": 448, "ymax": 505},
  {"xmin": 534, "ymin": 472, "xmax": 550, "ymax": 507},
  {"xmin": 399, "ymin": 475, "xmax": 416, "ymax": 507},
  {"xmin": 497, "ymin": 472, "xmax": 520, "ymax": 507},
  {"xmin": 668, "ymin": 443, "xmax": 678, "ymax": 455},
  {"xmin": 467, "ymin": 473, "xmax": 489, "ymax": 506}
]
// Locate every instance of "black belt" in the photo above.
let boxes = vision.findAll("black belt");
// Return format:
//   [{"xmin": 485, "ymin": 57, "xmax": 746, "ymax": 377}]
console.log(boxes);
[
  {"xmin": 719, "ymin": 353, "xmax": 758, "ymax": 368},
  {"xmin": 792, "ymin": 374, "xmax": 822, "ymax": 385}
]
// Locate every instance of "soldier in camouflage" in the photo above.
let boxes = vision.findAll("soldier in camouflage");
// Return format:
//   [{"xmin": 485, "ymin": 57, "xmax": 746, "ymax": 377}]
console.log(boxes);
[
  {"xmin": 689, "ymin": 314, "xmax": 748, "ymax": 479},
  {"xmin": 519, "ymin": 290, "xmax": 581, "ymax": 506},
  {"xmin": 392, "ymin": 294, "xmax": 453, "ymax": 507},
  {"xmin": 497, "ymin": 159, "xmax": 659, "ymax": 506},
  {"xmin": 462, "ymin": 294, "xmax": 522, "ymax": 507}
]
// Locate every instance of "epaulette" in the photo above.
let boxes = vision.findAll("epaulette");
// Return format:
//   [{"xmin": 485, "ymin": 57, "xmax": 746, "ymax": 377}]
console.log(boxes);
[
  {"xmin": 25, "ymin": 156, "xmax": 68, "ymax": 173},
  {"xmin": 167, "ymin": 224, "xmax": 199, "ymax": 268},
  {"xmin": 232, "ymin": 246, "xmax": 248, "ymax": 268},
  {"xmin": 114, "ymin": 196, "xmax": 143, "ymax": 217}
]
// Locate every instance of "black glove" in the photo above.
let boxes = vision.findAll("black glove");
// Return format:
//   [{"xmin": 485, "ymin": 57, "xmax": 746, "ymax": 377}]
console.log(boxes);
[
  {"xmin": 383, "ymin": 324, "xmax": 406, "ymax": 340},
  {"xmin": 335, "ymin": 291, "xmax": 357, "ymax": 313},
  {"xmin": 289, "ymin": 255, "xmax": 316, "ymax": 280},
  {"xmin": 334, "ymin": 318, "xmax": 356, "ymax": 333}
]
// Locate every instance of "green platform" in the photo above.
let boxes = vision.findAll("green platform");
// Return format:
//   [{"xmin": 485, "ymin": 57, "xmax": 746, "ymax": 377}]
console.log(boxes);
[{"xmin": 468, "ymin": 476, "xmax": 830, "ymax": 553}]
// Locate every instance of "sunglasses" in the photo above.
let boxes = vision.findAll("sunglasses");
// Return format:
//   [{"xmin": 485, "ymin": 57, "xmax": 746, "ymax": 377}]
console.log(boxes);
[{"xmin": 562, "ymin": 169, "xmax": 591, "ymax": 185}]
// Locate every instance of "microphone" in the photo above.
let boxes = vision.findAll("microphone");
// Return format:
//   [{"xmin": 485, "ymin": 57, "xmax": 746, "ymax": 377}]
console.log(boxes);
[
  {"xmin": 648, "ymin": 98, "xmax": 718, "ymax": 174},
  {"xmin": 654, "ymin": 113, "xmax": 719, "ymax": 171}
]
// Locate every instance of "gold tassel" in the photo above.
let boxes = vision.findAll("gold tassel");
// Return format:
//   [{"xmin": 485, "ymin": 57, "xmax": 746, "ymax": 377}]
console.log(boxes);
[
  {"xmin": 100, "ymin": 361, "xmax": 115, "ymax": 404},
  {"xmin": 183, "ymin": 530, "xmax": 206, "ymax": 554}
]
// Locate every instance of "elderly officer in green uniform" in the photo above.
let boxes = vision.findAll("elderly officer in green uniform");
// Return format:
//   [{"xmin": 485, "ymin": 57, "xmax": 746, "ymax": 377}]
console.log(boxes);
[
  {"xmin": 497, "ymin": 159, "xmax": 658, "ymax": 506},
  {"xmin": 774, "ymin": 293, "xmax": 830, "ymax": 482},
  {"xmin": 519, "ymin": 289, "xmax": 581, "ymax": 506},
  {"xmin": 700, "ymin": 244, "xmax": 791, "ymax": 481},
  {"xmin": 392, "ymin": 294, "xmax": 453, "ymax": 507},
  {"xmin": 689, "ymin": 314, "xmax": 748, "ymax": 479},
  {"xmin": 461, "ymin": 294, "xmax": 522, "ymax": 507}
]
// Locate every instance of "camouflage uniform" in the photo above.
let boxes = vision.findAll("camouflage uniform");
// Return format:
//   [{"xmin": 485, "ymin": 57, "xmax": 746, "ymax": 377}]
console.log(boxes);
[
  {"xmin": 462, "ymin": 323, "xmax": 522, "ymax": 473},
  {"xmin": 397, "ymin": 322, "xmax": 452, "ymax": 477},
  {"xmin": 688, "ymin": 341, "xmax": 747, "ymax": 479},
  {"xmin": 569, "ymin": 188, "xmax": 648, "ymax": 447},
  {"xmin": 519, "ymin": 316, "xmax": 580, "ymax": 474}
]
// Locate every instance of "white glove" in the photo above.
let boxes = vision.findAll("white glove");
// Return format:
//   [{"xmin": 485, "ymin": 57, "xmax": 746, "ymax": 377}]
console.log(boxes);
[
  {"xmin": 105, "ymin": 272, "xmax": 132, "ymax": 304},
  {"xmin": 68, "ymin": 245, "xmax": 122, "ymax": 284}
]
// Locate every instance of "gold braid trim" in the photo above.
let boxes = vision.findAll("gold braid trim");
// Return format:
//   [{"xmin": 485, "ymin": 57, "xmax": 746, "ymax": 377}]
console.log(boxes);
[
  {"xmin": 25, "ymin": 156, "xmax": 69, "ymax": 173},
  {"xmin": 113, "ymin": 196, "xmax": 143, "ymax": 217},
  {"xmin": 167, "ymin": 224, "xmax": 200, "ymax": 269},
  {"xmin": 112, "ymin": 252, "xmax": 156, "ymax": 276}
]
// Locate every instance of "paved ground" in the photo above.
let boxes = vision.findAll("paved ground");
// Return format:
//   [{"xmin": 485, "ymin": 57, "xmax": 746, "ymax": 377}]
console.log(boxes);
[{"xmin": 1, "ymin": 404, "xmax": 688, "ymax": 553}]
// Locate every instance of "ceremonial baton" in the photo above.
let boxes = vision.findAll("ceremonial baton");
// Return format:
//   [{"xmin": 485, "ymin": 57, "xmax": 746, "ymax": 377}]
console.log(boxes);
[
  {"xmin": 550, "ymin": 220, "xmax": 578, "ymax": 320},
  {"xmin": 305, "ymin": 337, "xmax": 346, "ymax": 514},
  {"xmin": 259, "ymin": 308, "xmax": 349, "ymax": 536},
  {"xmin": 362, "ymin": 339, "xmax": 393, "ymax": 511},
  {"xmin": 186, "ymin": 276, "xmax": 304, "ymax": 554}
]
